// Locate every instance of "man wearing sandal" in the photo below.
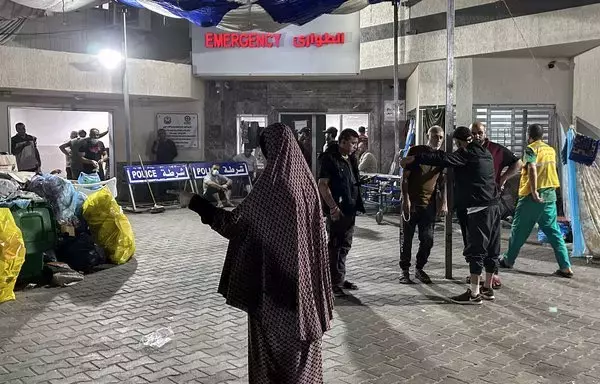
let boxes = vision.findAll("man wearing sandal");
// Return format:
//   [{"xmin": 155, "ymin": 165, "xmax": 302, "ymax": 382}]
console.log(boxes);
[{"xmin": 499, "ymin": 124, "xmax": 573, "ymax": 278}]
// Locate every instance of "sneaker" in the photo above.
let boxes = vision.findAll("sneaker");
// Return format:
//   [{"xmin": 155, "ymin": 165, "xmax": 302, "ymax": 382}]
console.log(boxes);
[
  {"xmin": 480, "ymin": 287, "xmax": 495, "ymax": 301},
  {"xmin": 399, "ymin": 271, "xmax": 414, "ymax": 284},
  {"xmin": 553, "ymin": 269, "xmax": 574, "ymax": 279},
  {"xmin": 333, "ymin": 286, "xmax": 347, "ymax": 297},
  {"xmin": 499, "ymin": 258, "xmax": 512, "ymax": 269},
  {"xmin": 449, "ymin": 289, "xmax": 482, "ymax": 305},
  {"xmin": 343, "ymin": 281, "xmax": 359, "ymax": 290},
  {"xmin": 415, "ymin": 269, "xmax": 432, "ymax": 284}
]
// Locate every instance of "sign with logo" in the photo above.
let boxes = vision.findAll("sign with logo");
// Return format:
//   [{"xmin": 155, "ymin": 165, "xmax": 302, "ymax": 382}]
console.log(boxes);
[
  {"xmin": 189, "ymin": 162, "xmax": 249, "ymax": 179},
  {"xmin": 191, "ymin": 13, "xmax": 359, "ymax": 76},
  {"xmin": 124, "ymin": 164, "xmax": 190, "ymax": 184},
  {"xmin": 157, "ymin": 113, "xmax": 199, "ymax": 148}
]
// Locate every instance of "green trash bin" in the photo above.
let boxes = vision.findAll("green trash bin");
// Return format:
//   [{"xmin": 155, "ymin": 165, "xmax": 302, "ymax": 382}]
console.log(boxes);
[{"xmin": 10, "ymin": 202, "xmax": 57, "ymax": 282}]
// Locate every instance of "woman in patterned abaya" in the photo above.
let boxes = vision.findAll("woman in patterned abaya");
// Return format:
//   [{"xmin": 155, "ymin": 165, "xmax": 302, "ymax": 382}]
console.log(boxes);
[{"xmin": 181, "ymin": 122, "xmax": 334, "ymax": 384}]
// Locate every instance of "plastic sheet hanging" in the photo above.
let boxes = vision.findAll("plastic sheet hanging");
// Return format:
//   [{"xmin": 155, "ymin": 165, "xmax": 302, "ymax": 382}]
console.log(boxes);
[
  {"xmin": 563, "ymin": 127, "xmax": 586, "ymax": 257},
  {"xmin": 577, "ymin": 154, "xmax": 600, "ymax": 257}
]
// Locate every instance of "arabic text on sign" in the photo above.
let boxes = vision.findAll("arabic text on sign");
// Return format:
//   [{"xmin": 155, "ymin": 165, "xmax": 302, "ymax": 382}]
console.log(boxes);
[
  {"xmin": 205, "ymin": 32, "xmax": 282, "ymax": 48},
  {"xmin": 292, "ymin": 33, "xmax": 345, "ymax": 48}
]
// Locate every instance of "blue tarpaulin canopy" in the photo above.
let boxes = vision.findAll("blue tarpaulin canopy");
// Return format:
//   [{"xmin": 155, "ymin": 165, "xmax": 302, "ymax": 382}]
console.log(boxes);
[{"xmin": 119, "ymin": 0, "xmax": 387, "ymax": 31}]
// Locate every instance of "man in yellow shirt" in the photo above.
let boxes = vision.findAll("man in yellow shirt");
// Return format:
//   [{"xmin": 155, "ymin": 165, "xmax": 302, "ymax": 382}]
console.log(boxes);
[{"xmin": 499, "ymin": 124, "xmax": 573, "ymax": 278}]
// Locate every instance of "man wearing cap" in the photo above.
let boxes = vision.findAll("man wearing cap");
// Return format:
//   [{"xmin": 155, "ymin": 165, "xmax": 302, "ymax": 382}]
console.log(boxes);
[
  {"xmin": 323, "ymin": 127, "xmax": 338, "ymax": 153},
  {"xmin": 401, "ymin": 126, "xmax": 500, "ymax": 304}
]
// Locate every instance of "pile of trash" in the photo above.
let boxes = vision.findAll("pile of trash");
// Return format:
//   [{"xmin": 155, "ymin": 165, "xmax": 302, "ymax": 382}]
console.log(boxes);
[{"xmin": 0, "ymin": 166, "xmax": 136, "ymax": 304}]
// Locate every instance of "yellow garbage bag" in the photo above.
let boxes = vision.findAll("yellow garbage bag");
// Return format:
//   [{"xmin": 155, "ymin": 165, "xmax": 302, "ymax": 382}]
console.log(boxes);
[
  {"xmin": 0, "ymin": 208, "xmax": 26, "ymax": 304},
  {"xmin": 82, "ymin": 188, "xmax": 135, "ymax": 265}
]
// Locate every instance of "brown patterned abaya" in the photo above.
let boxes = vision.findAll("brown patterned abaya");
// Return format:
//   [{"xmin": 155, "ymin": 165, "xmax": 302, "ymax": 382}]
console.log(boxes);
[{"xmin": 189, "ymin": 123, "xmax": 334, "ymax": 384}]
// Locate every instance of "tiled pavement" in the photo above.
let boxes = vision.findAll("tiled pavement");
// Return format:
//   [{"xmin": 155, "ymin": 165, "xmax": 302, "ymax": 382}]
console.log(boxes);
[{"xmin": 2, "ymin": 210, "xmax": 600, "ymax": 384}]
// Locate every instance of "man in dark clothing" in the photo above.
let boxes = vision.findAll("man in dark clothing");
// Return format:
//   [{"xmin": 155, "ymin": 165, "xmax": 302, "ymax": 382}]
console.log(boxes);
[
  {"xmin": 399, "ymin": 125, "xmax": 447, "ymax": 285},
  {"xmin": 79, "ymin": 128, "xmax": 108, "ymax": 181},
  {"xmin": 152, "ymin": 129, "xmax": 178, "ymax": 164},
  {"xmin": 318, "ymin": 128, "xmax": 365, "ymax": 297},
  {"xmin": 297, "ymin": 127, "xmax": 312, "ymax": 168},
  {"xmin": 322, "ymin": 127, "xmax": 338, "ymax": 153},
  {"xmin": 401, "ymin": 126, "xmax": 500, "ymax": 305},
  {"xmin": 458, "ymin": 122, "xmax": 523, "ymax": 288},
  {"xmin": 11, "ymin": 122, "xmax": 41, "ymax": 172}
]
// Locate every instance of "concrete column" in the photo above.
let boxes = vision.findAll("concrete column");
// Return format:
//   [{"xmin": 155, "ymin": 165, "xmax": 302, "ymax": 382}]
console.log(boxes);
[{"xmin": 455, "ymin": 58, "xmax": 473, "ymax": 127}]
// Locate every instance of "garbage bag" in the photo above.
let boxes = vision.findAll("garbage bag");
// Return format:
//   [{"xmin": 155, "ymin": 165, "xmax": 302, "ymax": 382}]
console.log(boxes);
[
  {"xmin": 82, "ymin": 188, "xmax": 135, "ymax": 265},
  {"xmin": 0, "ymin": 208, "xmax": 26, "ymax": 303},
  {"xmin": 57, "ymin": 233, "xmax": 106, "ymax": 273},
  {"xmin": 27, "ymin": 174, "xmax": 86, "ymax": 225},
  {"xmin": 77, "ymin": 172, "xmax": 102, "ymax": 190}
]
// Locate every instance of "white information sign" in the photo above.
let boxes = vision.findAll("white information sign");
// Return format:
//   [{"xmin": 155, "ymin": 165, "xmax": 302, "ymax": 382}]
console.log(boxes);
[
  {"xmin": 157, "ymin": 113, "xmax": 199, "ymax": 148},
  {"xmin": 384, "ymin": 100, "xmax": 406, "ymax": 122}
]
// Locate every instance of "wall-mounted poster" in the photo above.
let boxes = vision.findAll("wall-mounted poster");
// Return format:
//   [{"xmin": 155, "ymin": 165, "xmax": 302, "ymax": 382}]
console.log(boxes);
[
  {"xmin": 384, "ymin": 100, "xmax": 406, "ymax": 122},
  {"xmin": 157, "ymin": 113, "xmax": 199, "ymax": 148}
]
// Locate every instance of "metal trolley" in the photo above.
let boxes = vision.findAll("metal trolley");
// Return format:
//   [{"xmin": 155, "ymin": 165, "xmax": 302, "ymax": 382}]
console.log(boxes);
[{"xmin": 361, "ymin": 173, "xmax": 403, "ymax": 225}]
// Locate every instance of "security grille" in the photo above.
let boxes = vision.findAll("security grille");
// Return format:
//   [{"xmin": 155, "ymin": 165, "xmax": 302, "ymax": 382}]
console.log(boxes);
[{"xmin": 473, "ymin": 105, "xmax": 555, "ymax": 156}]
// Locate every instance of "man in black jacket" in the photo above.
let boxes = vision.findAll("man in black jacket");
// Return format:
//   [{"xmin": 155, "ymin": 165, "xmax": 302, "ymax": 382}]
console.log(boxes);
[
  {"xmin": 318, "ymin": 128, "xmax": 365, "ymax": 297},
  {"xmin": 401, "ymin": 126, "xmax": 500, "ymax": 305}
]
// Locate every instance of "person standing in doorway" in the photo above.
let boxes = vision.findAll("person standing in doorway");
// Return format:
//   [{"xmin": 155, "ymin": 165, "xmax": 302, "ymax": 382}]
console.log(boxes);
[
  {"xmin": 322, "ymin": 127, "xmax": 338, "ymax": 153},
  {"xmin": 64, "ymin": 131, "xmax": 78, "ymax": 179},
  {"xmin": 60, "ymin": 130, "xmax": 96, "ymax": 179},
  {"xmin": 318, "ymin": 128, "xmax": 365, "ymax": 297},
  {"xmin": 298, "ymin": 127, "xmax": 313, "ymax": 168},
  {"xmin": 356, "ymin": 141, "xmax": 377, "ymax": 174},
  {"xmin": 358, "ymin": 126, "xmax": 368, "ymax": 145},
  {"xmin": 11, "ymin": 123, "xmax": 41, "ymax": 172},
  {"xmin": 399, "ymin": 126, "xmax": 447, "ymax": 284},
  {"xmin": 401, "ymin": 126, "xmax": 500, "ymax": 304},
  {"xmin": 499, "ymin": 124, "xmax": 573, "ymax": 278},
  {"xmin": 233, "ymin": 146, "xmax": 258, "ymax": 195},
  {"xmin": 78, "ymin": 128, "xmax": 108, "ymax": 181}
]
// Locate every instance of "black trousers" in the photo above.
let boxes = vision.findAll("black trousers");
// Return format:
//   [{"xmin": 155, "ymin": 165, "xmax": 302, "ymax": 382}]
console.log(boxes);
[
  {"xmin": 463, "ymin": 205, "xmax": 501, "ymax": 275},
  {"xmin": 399, "ymin": 202, "xmax": 436, "ymax": 271},
  {"xmin": 327, "ymin": 214, "xmax": 355, "ymax": 288}
]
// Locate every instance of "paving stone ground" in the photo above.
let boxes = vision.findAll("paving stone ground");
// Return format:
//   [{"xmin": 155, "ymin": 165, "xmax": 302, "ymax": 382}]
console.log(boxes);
[{"xmin": 2, "ymin": 210, "xmax": 600, "ymax": 384}]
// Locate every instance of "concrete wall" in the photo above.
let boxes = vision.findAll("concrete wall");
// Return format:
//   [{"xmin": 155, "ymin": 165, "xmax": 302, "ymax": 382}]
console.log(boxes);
[
  {"xmin": 573, "ymin": 46, "xmax": 600, "ymax": 129},
  {"xmin": 203, "ymin": 80, "xmax": 405, "ymax": 173},
  {"xmin": 360, "ymin": 0, "xmax": 496, "ymax": 28},
  {"xmin": 401, "ymin": 57, "xmax": 571, "ymax": 139},
  {"xmin": 472, "ymin": 58, "xmax": 572, "ymax": 123},
  {"xmin": 0, "ymin": 45, "xmax": 198, "ymax": 99},
  {"xmin": 360, "ymin": 3, "xmax": 600, "ymax": 70}
]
